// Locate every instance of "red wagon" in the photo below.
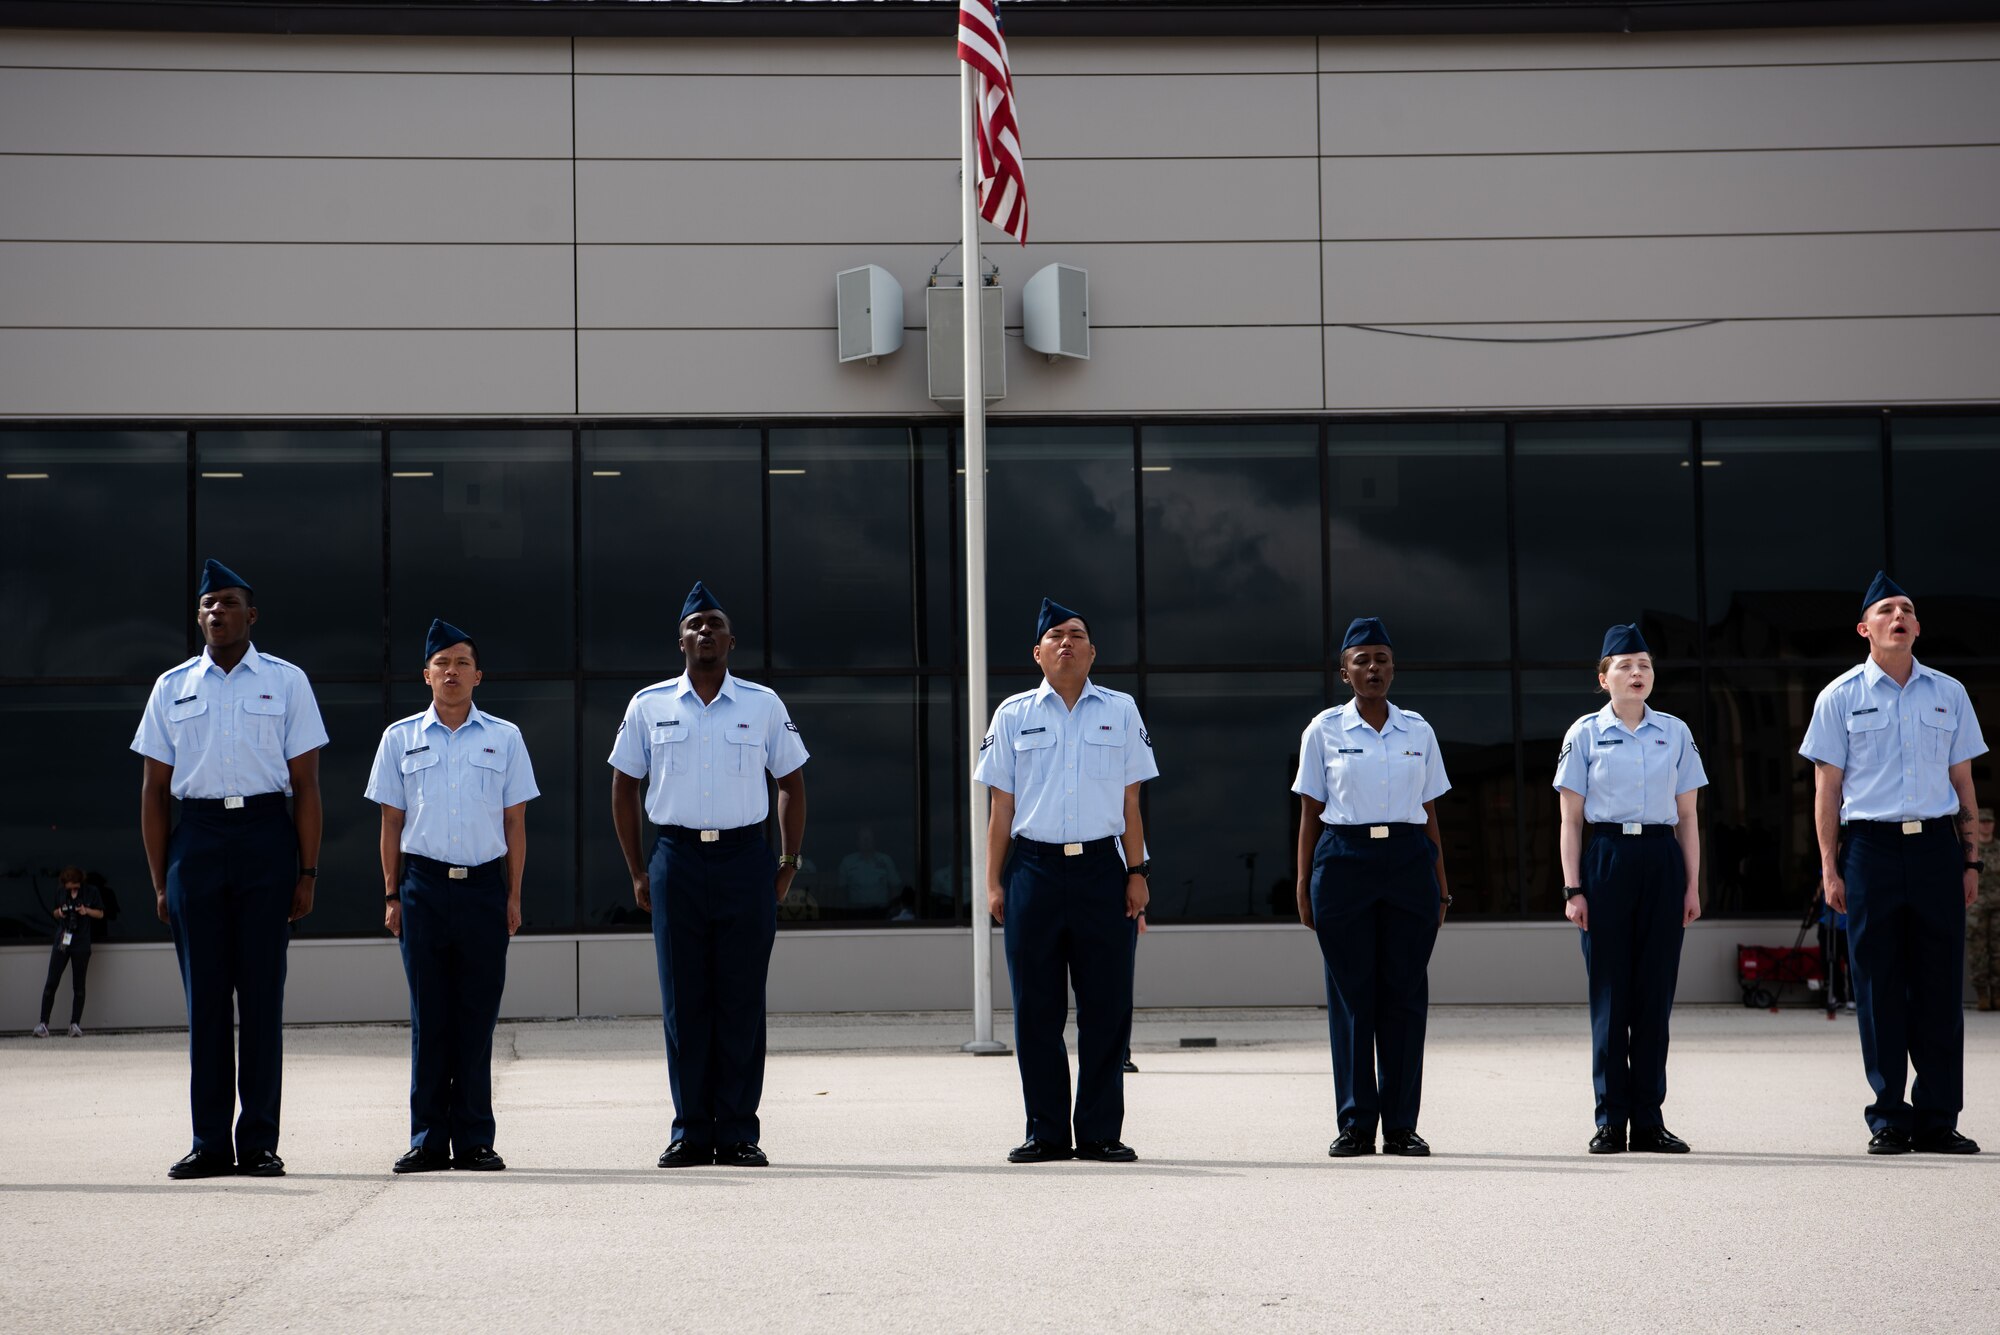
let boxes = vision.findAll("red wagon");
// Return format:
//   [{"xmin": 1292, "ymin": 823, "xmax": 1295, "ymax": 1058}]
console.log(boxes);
[{"xmin": 1736, "ymin": 944, "xmax": 1825, "ymax": 1011}]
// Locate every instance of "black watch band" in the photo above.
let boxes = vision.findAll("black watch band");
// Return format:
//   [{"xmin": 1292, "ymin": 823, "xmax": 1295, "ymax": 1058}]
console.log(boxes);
[
  {"xmin": 1562, "ymin": 886, "xmax": 1584, "ymax": 899},
  {"xmin": 384, "ymin": 891, "xmax": 401, "ymax": 903},
  {"xmin": 1126, "ymin": 861, "xmax": 1150, "ymax": 878},
  {"xmin": 1968, "ymin": 862, "xmax": 1985, "ymax": 872},
  {"xmin": 299, "ymin": 867, "xmax": 319, "ymax": 878}
]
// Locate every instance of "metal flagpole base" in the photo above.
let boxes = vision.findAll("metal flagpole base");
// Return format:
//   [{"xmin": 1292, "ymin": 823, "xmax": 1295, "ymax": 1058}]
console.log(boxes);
[{"xmin": 961, "ymin": 1039, "xmax": 1010, "ymax": 1056}]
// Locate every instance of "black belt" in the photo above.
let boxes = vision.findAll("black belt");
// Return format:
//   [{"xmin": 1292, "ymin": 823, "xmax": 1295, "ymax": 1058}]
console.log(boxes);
[
  {"xmin": 1591, "ymin": 823, "xmax": 1674, "ymax": 840},
  {"xmin": 1845, "ymin": 816, "xmax": 1955, "ymax": 836},
  {"xmin": 408, "ymin": 853, "xmax": 504, "ymax": 880},
  {"xmin": 659, "ymin": 824, "xmax": 762, "ymax": 848},
  {"xmin": 182, "ymin": 793, "xmax": 287, "ymax": 813},
  {"xmin": 1327, "ymin": 822, "xmax": 1427, "ymax": 840},
  {"xmin": 1016, "ymin": 835, "xmax": 1119, "ymax": 858}
]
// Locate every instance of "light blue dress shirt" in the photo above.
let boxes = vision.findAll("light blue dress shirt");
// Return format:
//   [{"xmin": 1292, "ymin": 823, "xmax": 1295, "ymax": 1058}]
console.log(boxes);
[
  {"xmin": 363, "ymin": 703, "xmax": 539, "ymax": 866},
  {"xmin": 131, "ymin": 644, "xmax": 329, "ymax": 800},
  {"xmin": 1799, "ymin": 657, "xmax": 1987, "ymax": 821},
  {"xmin": 1552, "ymin": 703, "xmax": 1707, "ymax": 824},
  {"xmin": 975, "ymin": 679, "xmax": 1159, "ymax": 843},
  {"xmin": 1292, "ymin": 700, "xmax": 1450, "ymax": 827},
  {"xmin": 607, "ymin": 673, "xmax": 809, "ymax": 829}
]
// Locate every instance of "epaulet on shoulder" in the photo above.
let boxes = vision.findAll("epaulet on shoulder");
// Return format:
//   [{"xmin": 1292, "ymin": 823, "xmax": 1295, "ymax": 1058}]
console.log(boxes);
[
  {"xmin": 635, "ymin": 678, "xmax": 681, "ymax": 697},
  {"xmin": 1569, "ymin": 711, "xmax": 1599, "ymax": 732},
  {"xmin": 1399, "ymin": 707, "xmax": 1427, "ymax": 722},
  {"xmin": 734, "ymin": 677, "xmax": 777, "ymax": 696},
  {"xmin": 1826, "ymin": 664, "xmax": 1868, "ymax": 690},
  {"xmin": 1649, "ymin": 708, "xmax": 1686, "ymax": 728},
  {"xmin": 1094, "ymin": 684, "xmax": 1136, "ymax": 704},
  {"xmin": 258, "ymin": 652, "xmax": 301, "ymax": 671},
  {"xmin": 165, "ymin": 655, "xmax": 202, "ymax": 678},
  {"xmin": 1000, "ymin": 688, "xmax": 1038, "ymax": 707},
  {"xmin": 392, "ymin": 710, "xmax": 428, "ymax": 727}
]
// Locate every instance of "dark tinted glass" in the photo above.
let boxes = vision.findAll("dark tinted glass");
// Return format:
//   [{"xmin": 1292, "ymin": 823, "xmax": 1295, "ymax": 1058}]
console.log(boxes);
[
  {"xmin": 1326, "ymin": 424, "xmax": 1507, "ymax": 661},
  {"xmin": 1702, "ymin": 668, "xmax": 1823, "ymax": 916},
  {"xmin": 0, "ymin": 685, "xmax": 161, "ymax": 943},
  {"xmin": 288, "ymin": 683, "xmax": 389, "ymax": 938},
  {"xmin": 582, "ymin": 677, "xmax": 653, "ymax": 932},
  {"xmin": 1385, "ymin": 670, "xmax": 1519, "ymax": 915},
  {"xmin": 770, "ymin": 428, "xmax": 914, "ymax": 670},
  {"xmin": 1890, "ymin": 417, "xmax": 2000, "ymax": 658},
  {"xmin": 916, "ymin": 430, "xmax": 960, "ymax": 671},
  {"xmin": 1142, "ymin": 427, "xmax": 1321, "ymax": 667},
  {"xmin": 780, "ymin": 678, "xmax": 920, "ymax": 923},
  {"xmin": 916, "ymin": 677, "xmax": 964, "ymax": 921},
  {"xmin": 196, "ymin": 431, "xmax": 382, "ymax": 676},
  {"xmin": 1703, "ymin": 420, "xmax": 1882, "ymax": 660},
  {"xmin": 1144, "ymin": 673, "xmax": 1319, "ymax": 920},
  {"xmin": 985, "ymin": 427, "xmax": 1137, "ymax": 664},
  {"xmin": 381, "ymin": 678, "xmax": 576, "ymax": 933},
  {"xmin": 1, "ymin": 432, "xmax": 186, "ymax": 678},
  {"xmin": 582, "ymin": 429, "xmax": 763, "ymax": 673},
  {"xmin": 1515, "ymin": 422, "xmax": 1697, "ymax": 662},
  {"xmin": 388, "ymin": 430, "xmax": 573, "ymax": 674},
  {"xmin": 1519, "ymin": 667, "xmax": 1704, "ymax": 916}
]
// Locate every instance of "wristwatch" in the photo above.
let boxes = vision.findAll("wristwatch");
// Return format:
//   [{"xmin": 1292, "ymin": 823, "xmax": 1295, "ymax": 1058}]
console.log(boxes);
[
  {"xmin": 299, "ymin": 867, "xmax": 319, "ymax": 878},
  {"xmin": 1967, "ymin": 862, "xmax": 1984, "ymax": 872},
  {"xmin": 778, "ymin": 854, "xmax": 801, "ymax": 870},
  {"xmin": 383, "ymin": 891, "xmax": 401, "ymax": 903},
  {"xmin": 1126, "ymin": 861, "xmax": 1150, "ymax": 878},
  {"xmin": 1561, "ymin": 886, "xmax": 1584, "ymax": 899}
]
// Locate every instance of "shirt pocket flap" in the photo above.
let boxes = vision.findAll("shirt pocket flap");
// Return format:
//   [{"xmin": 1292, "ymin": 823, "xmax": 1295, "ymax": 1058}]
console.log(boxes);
[
  {"xmin": 652, "ymin": 722, "xmax": 689, "ymax": 744},
  {"xmin": 1846, "ymin": 711, "xmax": 1891, "ymax": 734},
  {"xmin": 1083, "ymin": 727, "xmax": 1126, "ymax": 748},
  {"xmin": 725, "ymin": 727, "xmax": 765, "ymax": 748},
  {"xmin": 400, "ymin": 749, "xmax": 442, "ymax": 775},
  {"xmin": 241, "ymin": 695, "xmax": 287, "ymax": 717},
  {"xmin": 1013, "ymin": 730, "xmax": 1057, "ymax": 752},
  {"xmin": 166, "ymin": 698, "xmax": 208, "ymax": 723},
  {"xmin": 468, "ymin": 748, "xmax": 507, "ymax": 772},
  {"xmin": 1918, "ymin": 709, "xmax": 1955, "ymax": 733}
]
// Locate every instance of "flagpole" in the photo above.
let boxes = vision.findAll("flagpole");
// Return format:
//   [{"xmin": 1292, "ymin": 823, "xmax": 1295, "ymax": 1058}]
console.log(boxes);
[{"xmin": 960, "ymin": 61, "xmax": 1006, "ymax": 1056}]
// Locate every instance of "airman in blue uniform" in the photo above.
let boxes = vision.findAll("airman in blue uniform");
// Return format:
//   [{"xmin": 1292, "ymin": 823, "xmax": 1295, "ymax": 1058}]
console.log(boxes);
[
  {"xmin": 976, "ymin": 598, "xmax": 1158, "ymax": 1164},
  {"xmin": 609, "ymin": 582, "xmax": 809, "ymax": 1168},
  {"xmin": 1554, "ymin": 623, "xmax": 1707, "ymax": 1154},
  {"xmin": 1801, "ymin": 572, "xmax": 1986, "ymax": 1155},
  {"xmin": 133, "ymin": 559, "xmax": 327, "ymax": 1180},
  {"xmin": 366, "ymin": 619, "xmax": 539, "ymax": 1174},
  {"xmin": 1293, "ymin": 617, "xmax": 1451, "ymax": 1158}
]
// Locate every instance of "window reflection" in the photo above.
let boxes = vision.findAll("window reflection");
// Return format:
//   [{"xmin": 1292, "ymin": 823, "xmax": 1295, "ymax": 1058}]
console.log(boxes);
[
  {"xmin": 1516, "ymin": 422, "xmax": 1696, "ymax": 662},
  {"xmin": 1385, "ymin": 669, "xmax": 1520, "ymax": 916},
  {"xmin": 389, "ymin": 430, "xmax": 574, "ymax": 675},
  {"xmin": 1703, "ymin": 420, "xmax": 1882, "ymax": 660},
  {"xmin": 582, "ymin": 677, "xmax": 655, "ymax": 931},
  {"xmin": 1701, "ymin": 668, "xmax": 1822, "ymax": 916},
  {"xmin": 583, "ymin": 429, "xmax": 763, "ymax": 673},
  {"xmin": 1327, "ymin": 425, "xmax": 1508, "ymax": 661},
  {"xmin": 1, "ymin": 431, "xmax": 186, "ymax": 678},
  {"xmin": 285, "ymin": 684, "xmax": 386, "ymax": 939},
  {"xmin": 770, "ymin": 428, "xmax": 914, "ymax": 670},
  {"xmin": 774, "ymin": 678, "xmax": 921, "ymax": 923},
  {"xmin": 985, "ymin": 427, "xmax": 1137, "ymax": 663},
  {"xmin": 1143, "ymin": 427, "xmax": 1320, "ymax": 666},
  {"xmin": 1890, "ymin": 418, "xmax": 2000, "ymax": 658},
  {"xmin": 196, "ymin": 431, "xmax": 382, "ymax": 676}
]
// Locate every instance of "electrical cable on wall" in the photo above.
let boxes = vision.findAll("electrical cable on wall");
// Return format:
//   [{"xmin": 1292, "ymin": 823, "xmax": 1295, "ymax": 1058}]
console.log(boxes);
[{"xmin": 1340, "ymin": 320, "xmax": 1723, "ymax": 344}]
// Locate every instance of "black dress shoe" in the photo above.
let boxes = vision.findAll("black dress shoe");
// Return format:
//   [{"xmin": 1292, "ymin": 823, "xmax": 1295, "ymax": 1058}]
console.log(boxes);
[
  {"xmin": 454, "ymin": 1146, "xmax": 507, "ymax": 1171},
  {"xmin": 1007, "ymin": 1138, "xmax": 1073, "ymax": 1164},
  {"xmin": 1122, "ymin": 1058, "xmax": 1140, "ymax": 1074},
  {"xmin": 1912, "ymin": 1128, "xmax": 1981, "ymax": 1155},
  {"xmin": 1382, "ymin": 1129, "xmax": 1430, "ymax": 1157},
  {"xmin": 1075, "ymin": 1140, "xmax": 1138, "ymax": 1163},
  {"xmin": 717, "ymin": 1142, "xmax": 768, "ymax": 1167},
  {"xmin": 1588, "ymin": 1126, "xmax": 1626, "ymax": 1154},
  {"xmin": 238, "ymin": 1149, "xmax": 286, "ymax": 1178},
  {"xmin": 1327, "ymin": 1128, "xmax": 1375, "ymax": 1158},
  {"xmin": 657, "ymin": 1141, "xmax": 714, "ymax": 1168},
  {"xmin": 393, "ymin": 1145, "xmax": 452, "ymax": 1174},
  {"xmin": 1867, "ymin": 1127, "xmax": 1913, "ymax": 1155},
  {"xmin": 167, "ymin": 1150, "xmax": 237, "ymax": 1180},
  {"xmin": 1629, "ymin": 1126, "xmax": 1691, "ymax": 1154}
]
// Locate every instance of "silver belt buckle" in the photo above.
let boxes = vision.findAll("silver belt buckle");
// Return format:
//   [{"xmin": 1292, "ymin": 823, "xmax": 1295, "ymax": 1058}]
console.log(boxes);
[
  {"xmin": 1622, "ymin": 822, "xmax": 1643, "ymax": 836},
  {"xmin": 448, "ymin": 866, "xmax": 469, "ymax": 880},
  {"xmin": 223, "ymin": 796, "xmax": 244, "ymax": 810},
  {"xmin": 1901, "ymin": 819, "xmax": 1923, "ymax": 835},
  {"xmin": 1062, "ymin": 842, "xmax": 1084, "ymax": 856},
  {"xmin": 1369, "ymin": 825, "xmax": 1389, "ymax": 840},
  {"xmin": 700, "ymin": 829, "xmax": 721, "ymax": 843}
]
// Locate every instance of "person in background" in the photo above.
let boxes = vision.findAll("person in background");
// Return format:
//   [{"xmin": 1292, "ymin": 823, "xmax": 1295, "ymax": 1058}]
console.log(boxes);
[{"xmin": 35, "ymin": 866, "xmax": 103, "ymax": 1037}]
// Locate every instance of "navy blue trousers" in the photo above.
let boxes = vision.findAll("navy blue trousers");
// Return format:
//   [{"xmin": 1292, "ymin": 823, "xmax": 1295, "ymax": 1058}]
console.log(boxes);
[
  {"xmin": 165, "ymin": 801, "xmax": 295, "ymax": 1158},
  {"xmin": 1004, "ymin": 839, "xmax": 1136, "ymax": 1148},
  {"xmin": 1309, "ymin": 827, "xmax": 1441, "ymax": 1135},
  {"xmin": 399, "ymin": 855, "xmax": 510, "ymax": 1154},
  {"xmin": 651, "ymin": 830, "xmax": 777, "ymax": 1149},
  {"xmin": 1578, "ymin": 834, "xmax": 1686, "ymax": 1129},
  {"xmin": 1843, "ymin": 823, "xmax": 1966, "ymax": 1134}
]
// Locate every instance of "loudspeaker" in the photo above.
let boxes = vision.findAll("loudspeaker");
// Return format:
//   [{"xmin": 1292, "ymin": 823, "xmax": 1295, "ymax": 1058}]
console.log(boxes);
[
  {"xmin": 836, "ymin": 264, "xmax": 903, "ymax": 363},
  {"xmin": 1023, "ymin": 263, "xmax": 1088, "ymax": 361},
  {"xmin": 926, "ymin": 283, "xmax": 1005, "ymax": 402}
]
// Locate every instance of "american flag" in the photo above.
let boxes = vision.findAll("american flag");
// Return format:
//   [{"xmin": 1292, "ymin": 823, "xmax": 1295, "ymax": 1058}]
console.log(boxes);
[{"xmin": 957, "ymin": 0, "xmax": 1028, "ymax": 244}]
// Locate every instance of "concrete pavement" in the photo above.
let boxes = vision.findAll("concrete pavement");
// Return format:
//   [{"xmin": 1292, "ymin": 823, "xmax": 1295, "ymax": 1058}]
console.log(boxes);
[{"xmin": 3, "ymin": 1005, "xmax": 1996, "ymax": 1334}]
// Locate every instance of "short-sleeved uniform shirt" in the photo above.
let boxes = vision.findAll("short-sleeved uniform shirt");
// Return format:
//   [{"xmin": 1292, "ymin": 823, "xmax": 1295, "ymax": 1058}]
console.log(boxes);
[
  {"xmin": 974, "ymin": 679, "xmax": 1158, "ymax": 844},
  {"xmin": 131, "ymin": 644, "xmax": 329, "ymax": 799},
  {"xmin": 1292, "ymin": 700, "xmax": 1450, "ymax": 827},
  {"xmin": 1553, "ymin": 703, "xmax": 1707, "ymax": 824},
  {"xmin": 607, "ymin": 672, "xmax": 809, "ymax": 829},
  {"xmin": 364, "ymin": 702, "xmax": 540, "ymax": 866},
  {"xmin": 1799, "ymin": 656, "xmax": 1987, "ymax": 822}
]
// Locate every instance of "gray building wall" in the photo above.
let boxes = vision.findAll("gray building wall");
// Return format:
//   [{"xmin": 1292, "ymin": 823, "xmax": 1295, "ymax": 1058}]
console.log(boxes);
[{"xmin": 2, "ymin": 23, "xmax": 1997, "ymax": 417}]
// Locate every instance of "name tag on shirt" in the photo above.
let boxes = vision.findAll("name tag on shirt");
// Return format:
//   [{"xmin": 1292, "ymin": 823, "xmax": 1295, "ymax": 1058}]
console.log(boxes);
[
  {"xmin": 173, "ymin": 695, "xmax": 198, "ymax": 705},
  {"xmin": 1599, "ymin": 738, "xmax": 1624, "ymax": 746},
  {"xmin": 1336, "ymin": 748, "xmax": 1363, "ymax": 755},
  {"xmin": 1852, "ymin": 707, "xmax": 1878, "ymax": 716},
  {"xmin": 405, "ymin": 745, "xmax": 430, "ymax": 756},
  {"xmin": 1021, "ymin": 727, "xmax": 1047, "ymax": 736}
]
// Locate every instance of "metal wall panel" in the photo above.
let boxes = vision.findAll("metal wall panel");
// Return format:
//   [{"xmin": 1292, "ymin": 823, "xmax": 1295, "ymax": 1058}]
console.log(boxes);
[
  {"xmin": 1319, "ymin": 23, "xmax": 2000, "ymax": 69},
  {"xmin": 0, "ymin": 29, "xmax": 569, "ymax": 72},
  {"xmin": 575, "ymin": 35, "xmax": 1315, "ymax": 76}
]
